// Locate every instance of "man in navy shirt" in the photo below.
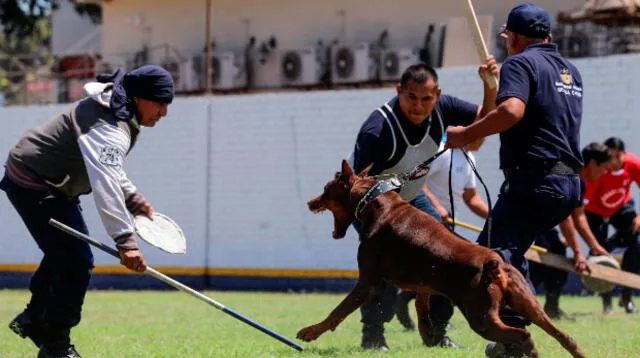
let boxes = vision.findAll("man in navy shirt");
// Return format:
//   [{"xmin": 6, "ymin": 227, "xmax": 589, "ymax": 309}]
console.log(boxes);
[
  {"xmin": 446, "ymin": 3, "xmax": 583, "ymax": 357},
  {"xmin": 350, "ymin": 59, "xmax": 499, "ymax": 350}
]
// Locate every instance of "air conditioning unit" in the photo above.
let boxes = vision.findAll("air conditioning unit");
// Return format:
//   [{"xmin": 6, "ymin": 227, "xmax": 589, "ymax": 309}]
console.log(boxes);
[
  {"xmin": 158, "ymin": 59, "xmax": 197, "ymax": 92},
  {"xmin": 160, "ymin": 60, "xmax": 182, "ymax": 89},
  {"xmin": 185, "ymin": 53, "xmax": 246, "ymax": 91},
  {"xmin": 379, "ymin": 48, "xmax": 420, "ymax": 82},
  {"xmin": 281, "ymin": 47, "xmax": 322, "ymax": 87},
  {"xmin": 331, "ymin": 43, "xmax": 377, "ymax": 84},
  {"xmin": 189, "ymin": 55, "xmax": 206, "ymax": 91},
  {"xmin": 212, "ymin": 51, "xmax": 246, "ymax": 90}
]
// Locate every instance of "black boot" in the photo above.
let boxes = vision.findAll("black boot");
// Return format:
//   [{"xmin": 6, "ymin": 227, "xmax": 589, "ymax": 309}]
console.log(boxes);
[
  {"xmin": 544, "ymin": 291, "xmax": 560, "ymax": 319},
  {"xmin": 602, "ymin": 293, "xmax": 614, "ymax": 315},
  {"xmin": 543, "ymin": 291, "xmax": 573, "ymax": 320},
  {"xmin": 395, "ymin": 291, "xmax": 416, "ymax": 330},
  {"xmin": 38, "ymin": 345, "xmax": 81, "ymax": 358},
  {"xmin": 37, "ymin": 325, "xmax": 81, "ymax": 358},
  {"xmin": 619, "ymin": 289, "xmax": 638, "ymax": 314},
  {"xmin": 435, "ymin": 335, "xmax": 463, "ymax": 348},
  {"xmin": 422, "ymin": 319, "xmax": 462, "ymax": 349},
  {"xmin": 361, "ymin": 323, "xmax": 389, "ymax": 351},
  {"xmin": 8, "ymin": 310, "xmax": 45, "ymax": 348}
]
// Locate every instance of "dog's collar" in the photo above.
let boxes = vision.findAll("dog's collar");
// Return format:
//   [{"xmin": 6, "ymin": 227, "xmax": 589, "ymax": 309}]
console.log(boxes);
[{"xmin": 354, "ymin": 177, "xmax": 402, "ymax": 220}]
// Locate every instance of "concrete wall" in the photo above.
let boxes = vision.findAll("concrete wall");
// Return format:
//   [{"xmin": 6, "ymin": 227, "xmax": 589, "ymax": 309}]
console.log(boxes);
[
  {"xmin": 52, "ymin": 0, "xmax": 102, "ymax": 55},
  {"xmin": 1, "ymin": 52, "xmax": 639, "ymax": 290},
  {"xmin": 99, "ymin": 0, "xmax": 586, "ymax": 62}
]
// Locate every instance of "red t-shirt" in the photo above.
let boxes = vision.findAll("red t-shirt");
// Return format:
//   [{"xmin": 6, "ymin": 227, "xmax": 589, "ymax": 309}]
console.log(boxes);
[{"xmin": 584, "ymin": 153, "xmax": 640, "ymax": 217}]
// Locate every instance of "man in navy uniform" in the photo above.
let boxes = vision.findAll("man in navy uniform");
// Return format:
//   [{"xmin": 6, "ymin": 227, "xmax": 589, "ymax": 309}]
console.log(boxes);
[
  {"xmin": 446, "ymin": 3, "xmax": 584, "ymax": 357},
  {"xmin": 350, "ymin": 58, "xmax": 499, "ymax": 350}
]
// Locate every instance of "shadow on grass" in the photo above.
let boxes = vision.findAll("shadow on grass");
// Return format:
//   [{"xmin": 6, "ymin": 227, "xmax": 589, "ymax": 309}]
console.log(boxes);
[
  {"xmin": 303, "ymin": 347, "xmax": 367, "ymax": 356},
  {"xmin": 569, "ymin": 312, "xmax": 597, "ymax": 318}
]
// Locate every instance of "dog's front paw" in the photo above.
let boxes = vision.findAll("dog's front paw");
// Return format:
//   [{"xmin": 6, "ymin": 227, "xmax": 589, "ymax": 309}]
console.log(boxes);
[{"xmin": 297, "ymin": 324, "xmax": 326, "ymax": 342}]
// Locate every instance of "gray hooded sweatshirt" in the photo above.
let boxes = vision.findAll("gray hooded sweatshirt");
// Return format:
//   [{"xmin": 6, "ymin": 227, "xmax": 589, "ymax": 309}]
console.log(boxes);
[{"xmin": 6, "ymin": 82, "xmax": 140, "ymax": 242}]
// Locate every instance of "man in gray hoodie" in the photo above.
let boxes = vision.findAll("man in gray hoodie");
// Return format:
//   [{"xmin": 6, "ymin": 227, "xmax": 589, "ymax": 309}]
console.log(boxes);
[{"xmin": 1, "ymin": 65, "xmax": 175, "ymax": 358}]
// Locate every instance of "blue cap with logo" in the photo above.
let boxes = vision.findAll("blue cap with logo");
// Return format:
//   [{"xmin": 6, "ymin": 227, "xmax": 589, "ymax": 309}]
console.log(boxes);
[{"xmin": 501, "ymin": 3, "xmax": 551, "ymax": 39}]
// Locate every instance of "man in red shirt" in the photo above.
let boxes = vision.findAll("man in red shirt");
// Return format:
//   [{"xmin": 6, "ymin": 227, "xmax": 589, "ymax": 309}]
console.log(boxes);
[{"xmin": 584, "ymin": 137, "xmax": 640, "ymax": 314}]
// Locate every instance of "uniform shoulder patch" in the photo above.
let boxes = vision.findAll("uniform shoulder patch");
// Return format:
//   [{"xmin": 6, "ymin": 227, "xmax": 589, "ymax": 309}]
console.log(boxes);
[{"xmin": 99, "ymin": 146, "xmax": 124, "ymax": 166}]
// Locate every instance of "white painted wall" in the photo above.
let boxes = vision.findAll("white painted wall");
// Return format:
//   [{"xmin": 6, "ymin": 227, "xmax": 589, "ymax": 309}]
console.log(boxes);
[
  {"xmin": 52, "ymin": 0, "xmax": 101, "ymax": 55},
  {"xmin": 99, "ymin": 0, "xmax": 586, "ymax": 62},
  {"xmin": 1, "ymin": 53, "xmax": 639, "ymax": 271}
]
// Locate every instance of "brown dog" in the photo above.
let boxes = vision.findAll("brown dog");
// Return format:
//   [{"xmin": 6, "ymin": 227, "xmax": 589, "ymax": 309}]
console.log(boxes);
[{"xmin": 296, "ymin": 160, "xmax": 586, "ymax": 358}]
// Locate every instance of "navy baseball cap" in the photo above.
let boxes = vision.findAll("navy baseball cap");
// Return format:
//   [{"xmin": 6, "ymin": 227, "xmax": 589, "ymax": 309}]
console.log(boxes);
[{"xmin": 500, "ymin": 3, "xmax": 551, "ymax": 39}]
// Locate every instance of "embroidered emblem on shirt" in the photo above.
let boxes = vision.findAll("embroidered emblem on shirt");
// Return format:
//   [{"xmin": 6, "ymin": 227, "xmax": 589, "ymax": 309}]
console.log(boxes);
[
  {"xmin": 560, "ymin": 68, "xmax": 572, "ymax": 85},
  {"xmin": 99, "ymin": 146, "xmax": 124, "ymax": 166},
  {"xmin": 555, "ymin": 67, "xmax": 582, "ymax": 98}
]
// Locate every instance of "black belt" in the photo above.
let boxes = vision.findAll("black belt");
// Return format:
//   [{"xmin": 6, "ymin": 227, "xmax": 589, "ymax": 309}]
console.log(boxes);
[{"xmin": 503, "ymin": 161, "xmax": 578, "ymax": 178}]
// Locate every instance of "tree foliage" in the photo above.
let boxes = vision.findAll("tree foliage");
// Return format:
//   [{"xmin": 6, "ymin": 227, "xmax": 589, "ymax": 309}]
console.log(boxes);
[{"xmin": 0, "ymin": 0, "xmax": 101, "ymax": 41}]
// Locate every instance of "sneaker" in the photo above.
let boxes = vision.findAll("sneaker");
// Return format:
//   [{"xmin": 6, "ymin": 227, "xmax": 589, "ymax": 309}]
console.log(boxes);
[
  {"xmin": 619, "ymin": 300, "xmax": 638, "ymax": 314},
  {"xmin": 485, "ymin": 342, "xmax": 507, "ymax": 358},
  {"xmin": 485, "ymin": 342, "xmax": 529, "ymax": 358},
  {"xmin": 436, "ymin": 336, "xmax": 463, "ymax": 349},
  {"xmin": 544, "ymin": 306, "xmax": 575, "ymax": 321},
  {"xmin": 8, "ymin": 311, "xmax": 44, "ymax": 347},
  {"xmin": 602, "ymin": 294, "xmax": 615, "ymax": 315},
  {"xmin": 37, "ymin": 344, "xmax": 81, "ymax": 358},
  {"xmin": 603, "ymin": 304, "xmax": 615, "ymax": 315}
]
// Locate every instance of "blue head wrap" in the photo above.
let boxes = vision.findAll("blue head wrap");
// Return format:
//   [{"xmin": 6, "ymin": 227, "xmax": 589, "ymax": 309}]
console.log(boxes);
[{"xmin": 96, "ymin": 65, "xmax": 175, "ymax": 120}]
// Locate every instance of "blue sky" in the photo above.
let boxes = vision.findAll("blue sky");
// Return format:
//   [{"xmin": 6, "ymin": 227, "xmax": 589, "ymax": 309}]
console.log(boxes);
[{"xmin": 18, "ymin": 0, "xmax": 53, "ymax": 16}]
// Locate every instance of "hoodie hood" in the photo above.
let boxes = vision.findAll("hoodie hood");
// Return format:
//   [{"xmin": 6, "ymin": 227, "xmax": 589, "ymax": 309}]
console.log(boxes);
[
  {"xmin": 83, "ymin": 81, "xmax": 140, "ymax": 129},
  {"xmin": 83, "ymin": 82, "xmax": 113, "ymax": 108}
]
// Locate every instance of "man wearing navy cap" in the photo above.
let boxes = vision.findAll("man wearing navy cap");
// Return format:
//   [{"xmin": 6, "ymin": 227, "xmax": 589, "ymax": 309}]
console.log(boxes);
[
  {"xmin": 446, "ymin": 3, "xmax": 584, "ymax": 357},
  {"xmin": 2, "ymin": 65, "xmax": 175, "ymax": 358}
]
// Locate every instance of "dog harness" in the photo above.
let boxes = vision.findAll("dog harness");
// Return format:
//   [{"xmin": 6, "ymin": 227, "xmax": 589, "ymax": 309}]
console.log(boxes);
[{"xmin": 355, "ymin": 177, "xmax": 402, "ymax": 220}]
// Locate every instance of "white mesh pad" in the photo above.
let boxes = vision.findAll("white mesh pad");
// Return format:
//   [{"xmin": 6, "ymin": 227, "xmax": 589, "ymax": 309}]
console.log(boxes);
[{"xmin": 134, "ymin": 212, "xmax": 187, "ymax": 254}]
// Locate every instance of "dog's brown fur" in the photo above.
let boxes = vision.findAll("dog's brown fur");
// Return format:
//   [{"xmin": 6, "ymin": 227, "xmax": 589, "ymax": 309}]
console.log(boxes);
[{"xmin": 296, "ymin": 160, "xmax": 586, "ymax": 358}]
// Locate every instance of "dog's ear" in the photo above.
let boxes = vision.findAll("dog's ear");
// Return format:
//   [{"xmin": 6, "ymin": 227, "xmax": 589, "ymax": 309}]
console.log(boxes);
[
  {"xmin": 358, "ymin": 164, "xmax": 374, "ymax": 177},
  {"xmin": 340, "ymin": 159, "xmax": 354, "ymax": 179}
]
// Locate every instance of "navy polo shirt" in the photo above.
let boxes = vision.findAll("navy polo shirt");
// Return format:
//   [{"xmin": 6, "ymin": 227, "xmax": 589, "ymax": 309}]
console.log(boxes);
[
  {"xmin": 353, "ymin": 94, "xmax": 477, "ymax": 175},
  {"xmin": 497, "ymin": 43, "xmax": 584, "ymax": 170}
]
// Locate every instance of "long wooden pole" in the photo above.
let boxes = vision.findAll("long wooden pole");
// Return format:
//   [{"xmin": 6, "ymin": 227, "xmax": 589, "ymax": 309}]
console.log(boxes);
[{"xmin": 446, "ymin": 218, "xmax": 547, "ymax": 253}]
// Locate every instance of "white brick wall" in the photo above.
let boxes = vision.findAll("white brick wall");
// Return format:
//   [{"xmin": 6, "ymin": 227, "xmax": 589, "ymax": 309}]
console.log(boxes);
[{"xmin": 2, "ymin": 53, "xmax": 640, "ymax": 270}]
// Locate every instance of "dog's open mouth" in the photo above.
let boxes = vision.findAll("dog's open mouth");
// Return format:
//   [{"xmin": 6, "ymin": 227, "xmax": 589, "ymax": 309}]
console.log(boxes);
[
  {"xmin": 332, "ymin": 228, "xmax": 346, "ymax": 239},
  {"xmin": 311, "ymin": 206, "xmax": 326, "ymax": 214},
  {"xmin": 308, "ymin": 198, "xmax": 326, "ymax": 214},
  {"xmin": 332, "ymin": 218, "xmax": 348, "ymax": 239}
]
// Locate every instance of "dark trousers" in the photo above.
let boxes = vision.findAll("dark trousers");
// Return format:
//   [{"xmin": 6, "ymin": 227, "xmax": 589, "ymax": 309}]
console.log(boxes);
[
  {"xmin": 357, "ymin": 192, "xmax": 454, "ymax": 329},
  {"xmin": 1, "ymin": 174, "xmax": 94, "ymax": 329},
  {"xmin": 477, "ymin": 173, "xmax": 582, "ymax": 327},
  {"xmin": 586, "ymin": 200, "xmax": 640, "ymax": 302},
  {"xmin": 530, "ymin": 228, "xmax": 568, "ymax": 294}
]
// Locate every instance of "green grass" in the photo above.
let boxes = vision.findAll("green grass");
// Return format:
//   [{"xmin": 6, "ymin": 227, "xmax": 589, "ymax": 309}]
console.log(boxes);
[{"xmin": 1, "ymin": 290, "xmax": 640, "ymax": 357}]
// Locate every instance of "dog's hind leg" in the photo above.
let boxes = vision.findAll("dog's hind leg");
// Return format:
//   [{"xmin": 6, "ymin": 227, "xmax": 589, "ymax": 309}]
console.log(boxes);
[
  {"xmin": 297, "ymin": 281, "xmax": 376, "ymax": 342},
  {"xmin": 481, "ymin": 313, "xmax": 539, "ymax": 358},
  {"xmin": 504, "ymin": 267, "xmax": 587, "ymax": 358},
  {"xmin": 465, "ymin": 283, "xmax": 539, "ymax": 358}
]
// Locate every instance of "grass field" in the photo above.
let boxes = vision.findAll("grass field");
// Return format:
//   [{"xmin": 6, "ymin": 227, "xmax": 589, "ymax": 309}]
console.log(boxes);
[{"xmin": 1, "ymin": 290, "xmax": 640, "ymax": 357}]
